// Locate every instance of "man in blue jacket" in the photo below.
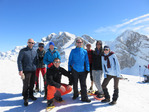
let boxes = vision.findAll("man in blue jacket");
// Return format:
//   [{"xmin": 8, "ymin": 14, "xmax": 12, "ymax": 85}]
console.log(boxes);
[
  {"xmin": 68, "ymin": 38, "xmax": 91, "ymax": 102},
  {"xmin": 17, "ymin": 39, "xmax": 37, "ymax": 106}
]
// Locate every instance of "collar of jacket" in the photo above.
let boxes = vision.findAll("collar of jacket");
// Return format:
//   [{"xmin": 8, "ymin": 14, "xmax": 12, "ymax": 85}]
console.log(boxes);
[{"xmin": 27, "ymin": 46, "xmax": 33, "ymax": 50}]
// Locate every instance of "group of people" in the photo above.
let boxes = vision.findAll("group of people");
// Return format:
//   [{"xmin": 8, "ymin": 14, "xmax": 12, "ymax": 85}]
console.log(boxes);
[{"xmin": 17, "ymin": 38, "xmax": 121, "ymax": 108}]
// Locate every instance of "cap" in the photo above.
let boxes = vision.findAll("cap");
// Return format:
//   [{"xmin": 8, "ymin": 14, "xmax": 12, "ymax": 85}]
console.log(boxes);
[
  {"xmin": 38, "ymin": 43, "xmax": 44, "ymax": 47},
  {"xmin": 49, "ymin": 42, "xmax": 55, "ymax": 46},
  {"xmin": 104, "ymin": 45, "xmax": 110, "ymax": 49}
]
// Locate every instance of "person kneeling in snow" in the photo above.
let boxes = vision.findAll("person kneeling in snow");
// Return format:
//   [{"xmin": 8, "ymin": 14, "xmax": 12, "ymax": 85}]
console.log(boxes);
[
  {"xmin": 101, "ymin": 46, "xmax": 121, "ymax": 105},
  {"xmin": 46, "ymin": 58, "xmax": 72, "ymax": 108}
]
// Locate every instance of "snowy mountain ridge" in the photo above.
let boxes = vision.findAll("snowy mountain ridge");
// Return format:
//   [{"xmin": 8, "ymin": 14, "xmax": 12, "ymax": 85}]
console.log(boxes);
[{"xmin": 0, "ymin": 30, "xmax": 149, "ymax": 75}]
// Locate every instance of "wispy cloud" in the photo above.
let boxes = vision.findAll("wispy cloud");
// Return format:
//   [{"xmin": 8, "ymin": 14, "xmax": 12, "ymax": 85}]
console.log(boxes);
[{"xmin": 95, "ymin": 13, "xmax": 149, "ymax": 36}]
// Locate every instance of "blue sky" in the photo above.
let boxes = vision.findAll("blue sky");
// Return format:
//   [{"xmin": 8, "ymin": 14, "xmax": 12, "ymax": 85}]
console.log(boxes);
[{"xmin": 0, "ymin": 0, "xmax": 149, "ymax": 52}]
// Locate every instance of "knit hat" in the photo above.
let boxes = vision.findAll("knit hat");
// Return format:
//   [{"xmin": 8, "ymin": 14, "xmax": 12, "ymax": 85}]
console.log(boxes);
[
  {"xmin": 104, "ymin": 45, "xmax": 110, "ymax": 50},
  {"xmin": 38, "ymin": 43, "xmax": 44, "ymax": 47},
  {"xmin": 49, "ymin": 42, "xmax": 55, "ymax": 46}
]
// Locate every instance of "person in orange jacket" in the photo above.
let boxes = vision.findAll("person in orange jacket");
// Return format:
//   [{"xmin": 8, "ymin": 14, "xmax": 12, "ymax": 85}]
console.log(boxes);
[{"xmin": 46, "ymin": 58, "xmax": 72, "ymax": 108}]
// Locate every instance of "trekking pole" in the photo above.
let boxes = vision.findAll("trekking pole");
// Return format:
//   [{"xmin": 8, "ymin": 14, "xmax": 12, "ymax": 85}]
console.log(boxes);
[
  {"xmin": 139, "ymin": 66, "xmax": 141, "ymax": 82},
  {"xmin": 40, "ymin": 69, "xmax": 42, "ymax": 97}
]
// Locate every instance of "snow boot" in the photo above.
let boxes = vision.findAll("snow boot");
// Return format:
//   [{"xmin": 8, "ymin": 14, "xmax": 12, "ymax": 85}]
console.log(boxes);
[
  {"xmin": 55, "ymin": 97, "xmax": 63, "ymax": 102},
  {"xmin": 81, "ymin": 98, "xmax": 91, "ymax": 103},
  {"xmin": 101, "ymin": 88, "xmax": 110, "ymax": 103},
  {"xmin": 72, "ymin": 94, "xmax": 79, "ymax": 100},
  {"xmin": 24, "ymin": 99, "xmax": 28, "ymax": 106},
  {"xmin": 96, "ymin": 93, "xmax": 104, "ymax": 98},
  {"xmin": 112, "ymin": 89, "xmax": 119, "ymax": 102},
  {"xmin": 47, "ymin": 99, "xmax": 54, "ymax": 107},
  {"xmin": 109, "ymin": 101, "xmax": 116, "ymax": 105},
  {"xmin": 29, "ymin": 96, "xmax": 37, "ymax": 101}
]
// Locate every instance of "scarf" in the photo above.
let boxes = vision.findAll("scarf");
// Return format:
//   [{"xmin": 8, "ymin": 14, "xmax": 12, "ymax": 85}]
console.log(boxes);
[{"xmin": 103, "ymin": 51, "xmax": 114, "ymax": 68}]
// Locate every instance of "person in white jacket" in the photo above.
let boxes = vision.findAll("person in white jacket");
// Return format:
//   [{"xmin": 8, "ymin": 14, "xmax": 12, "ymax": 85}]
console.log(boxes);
[{"xmin": 101, "ymin": 46, "xmax": 121, "ymax": 105}]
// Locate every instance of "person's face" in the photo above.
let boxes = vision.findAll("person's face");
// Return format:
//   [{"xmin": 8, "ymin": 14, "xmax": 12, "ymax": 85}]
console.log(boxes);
[
  {"xmin": 76, "ymin": 39, "xmax": 83, "ymax": 48},
  {"xmin": 49, "ymin": 45, "xmax": 54, "ymax": 50},
  {"xmin": 27, "ymin": 39, "xmax": 34, "ymax": 48},
  {"xmin": 104, "ymin": 48, "xmax": 110, "ymax": 55},
  {"xmin": 96, "ymin": 43, "xmax": 101, "ymax": 49},
  {"xmin": 86, "ymin": 45, "xmax": 91, "ymax": 50},
  {"xmin": 39, "ymin": 46, "xmax": 44, "ymax": 51},
  {"xmin": 53, "ymin": 59, "xmax": 61, "ymax": 68}
]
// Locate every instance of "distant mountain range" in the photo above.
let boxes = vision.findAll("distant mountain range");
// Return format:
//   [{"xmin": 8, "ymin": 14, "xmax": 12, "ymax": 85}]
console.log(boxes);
[{"xmin": 0, "ymin": 30, "xmax": 149, "ymax": 75}]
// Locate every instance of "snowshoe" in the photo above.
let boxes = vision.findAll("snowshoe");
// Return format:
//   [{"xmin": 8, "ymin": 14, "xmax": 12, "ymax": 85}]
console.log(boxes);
[{"xmin": 46, "ymin": 106, "xmax": 55, "ymax": 112}]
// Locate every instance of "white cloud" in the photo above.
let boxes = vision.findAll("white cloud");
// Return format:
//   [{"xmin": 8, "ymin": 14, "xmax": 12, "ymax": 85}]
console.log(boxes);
[{"xmin": 95, "ymin": 13, "xmax": 149, "ymax": 36}]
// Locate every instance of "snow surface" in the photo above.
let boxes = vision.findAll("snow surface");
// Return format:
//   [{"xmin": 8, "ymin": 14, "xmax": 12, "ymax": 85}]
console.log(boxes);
[{"xmin": 0, "ymin": 60, "xmax": 149, "ymax": 112}]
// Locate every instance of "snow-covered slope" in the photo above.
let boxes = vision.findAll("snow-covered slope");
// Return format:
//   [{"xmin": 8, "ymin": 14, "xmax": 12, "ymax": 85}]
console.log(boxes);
[
  {"xmin": 0, "ymin": 60, "xmax": 149, "ymax": 112},
  {"xmin": 111, "ymin": 30, "xmax": 149, "ymax": 75}
]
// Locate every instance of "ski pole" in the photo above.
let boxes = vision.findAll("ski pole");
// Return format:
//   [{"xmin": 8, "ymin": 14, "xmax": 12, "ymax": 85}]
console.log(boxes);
[
  {"xmin": 40, "ymin": 69, "xmax": 42, "ymax": 97},
  {"xmin": 139, "ymin": 66, "xmax": 141, "ymax": 82}
]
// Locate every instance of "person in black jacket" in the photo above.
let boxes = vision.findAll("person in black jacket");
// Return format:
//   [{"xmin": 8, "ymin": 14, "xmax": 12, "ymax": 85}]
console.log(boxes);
[
  {"xmin": 17, "ymin": 39, "xmax": 37, "ymax": 106},
  {"xmin": 34, "ymin": 43, "xmax": 46, "ymax": 98},
  {"xmin": 92, "ymin": 40, "xmax": 104, "ymax": 99},
  {"xmin": 46, "ymin": 58, "xmax": 72, "ymax": 108}
]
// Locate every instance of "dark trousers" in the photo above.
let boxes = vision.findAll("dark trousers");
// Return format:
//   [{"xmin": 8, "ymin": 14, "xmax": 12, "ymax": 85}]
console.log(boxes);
[
  {"xmin": 90, "ymin": 64, "xmax": 93, "ymax": 81},
  {"xmin": 102, "ymin": 75, "xmax": 119, "ymax": 101},
  {"xmin": 22, "ymin": 71, "xmax": 36, "ymax": 100},
  {"xmin": 72, "ymin": 70, "xmax": 88, "ymax": 100}
]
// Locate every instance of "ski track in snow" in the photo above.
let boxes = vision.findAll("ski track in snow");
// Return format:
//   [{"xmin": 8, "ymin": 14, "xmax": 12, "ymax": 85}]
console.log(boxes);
[{"xmin": 0, "ymin": 60, "xmax": 149, "ymax": 112}]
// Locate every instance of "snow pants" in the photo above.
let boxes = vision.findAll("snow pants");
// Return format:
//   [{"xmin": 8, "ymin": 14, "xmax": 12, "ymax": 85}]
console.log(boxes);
[
  {"xmin": 35, "ymin": 67, "xmax": 46, "ymax": 88},
  {"xmin": 47, "ymin": 84, "xmax": 72, "ymax": 100},
  {"xmin": 92, "ymin": 70, "xmax": 103, "ymax": 94},
  {"xmin": 22, "ymin": 71, "xmax": 36, "ymax": 100},
  {"xmin": 102, "ymin": 75, "xmax": 119, "ymax": 101},
  {"xmin": 72, "ymin": 70, "xmax": 88, "ymax": 100}
]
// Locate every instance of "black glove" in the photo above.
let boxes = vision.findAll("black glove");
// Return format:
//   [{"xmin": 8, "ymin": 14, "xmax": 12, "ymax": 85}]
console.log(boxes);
[
  {"xmin": 68, "ymin": 71, "xmax": 72, "ymax": 75},
  {"xmin": 86, "ymin": 71, "xmax": 89, "ymax": 74}
]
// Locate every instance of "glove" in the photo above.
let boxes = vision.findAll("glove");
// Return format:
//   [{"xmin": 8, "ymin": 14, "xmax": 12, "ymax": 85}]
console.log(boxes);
[
  {"xmin": 48, "ymin": 63, "xmax": 53, "ymax": 68},
  {"xmin": 68, "ymin": 71, "xmax": 72, "ymax": 75},
  {"xmin": 86, "ymin": 71, "xmax": 89, "ymax": 74}
]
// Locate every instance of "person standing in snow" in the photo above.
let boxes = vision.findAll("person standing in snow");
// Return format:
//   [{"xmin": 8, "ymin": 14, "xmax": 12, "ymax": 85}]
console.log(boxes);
[
  {"xmin": 68, "ymin": 38, "xmax": 91, "ymax": 102},
  {"xmin": 92, "ymin": 40, "xmax": 104, "ymax": 98},
  {"xmin": 34, "ymin": 43, "xmax": 46, "ymax": 98},
  {"xmin": 46, "ymin": 58, "xmax": 72, "ymax": 108},
  {"xmin": 43, "ymin": 42, "xmax": 61, "ymax": 68},
  {"xmin": 17, "ymin": 39, "xmax": 37, "ymax": 106},
  {"xmin": 86, "ymin": 44, "xmax": 94, "ymax": 90},
  {"xmin": 43, "ymin": 42, "xmax": 61, "ymax": 99},
  {"xmin": 101, "ymin": 46, "xmax": 121, "ymax": 105}
]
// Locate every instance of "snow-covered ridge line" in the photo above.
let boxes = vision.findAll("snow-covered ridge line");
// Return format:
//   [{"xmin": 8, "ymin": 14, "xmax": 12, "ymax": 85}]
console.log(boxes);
[{"xmin": 0, "ymin": 30, "xmax": 149, "ymax": 75}]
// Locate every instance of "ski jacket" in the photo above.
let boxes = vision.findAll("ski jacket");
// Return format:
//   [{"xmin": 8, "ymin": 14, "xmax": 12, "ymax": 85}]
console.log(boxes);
[
  {"xmin": 102, "ymin": 52, "xmax": 121, "ymax": 78},
  {"xmin": 86, "ymin": 49, "xmax": 93, "ymax": 64},
  {"xmin": 46, "ymin": 65, "xmax": 72, "ymax": 88},
  {"xmin": 36, "ymin": 49, "xmax": 46, "ymax": 68},
  {"xmin": 92, "ymin": 48, "xmax": 103, "ymax": 70},
  {"xmin": 43, "ymin": 48, "xmax": 61, "ymax": 68},
  {"xmin": 17, "ymin": 46, "xmax": 37, "ymax": 72},
  {"xmin": 68, "ymin": 47, "xmax": 90, "ymax": 72}
]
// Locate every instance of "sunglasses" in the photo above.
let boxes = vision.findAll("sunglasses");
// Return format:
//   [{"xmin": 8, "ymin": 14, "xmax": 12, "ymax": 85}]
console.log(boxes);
[
  {"xmin": 96, "ymin": 44, "xmax": 101, "ymax": 45},
  {"xmin": 104, "ymin": 49, "xmax": 109, "ymax": 51},
  {"xmin": 28, "ymin": 42, "xmax": 34, "ymax": 44},
  {"xmin": 77, "ymin": 42, "xmax": 82, "ymax": 44},
  {"xmin": 39, "ymin": 46, "xmax": 44, "ymax": 48},
  {"xmin": 53, "ymin": 61, "xmax": 61, "ymax": 64}
]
